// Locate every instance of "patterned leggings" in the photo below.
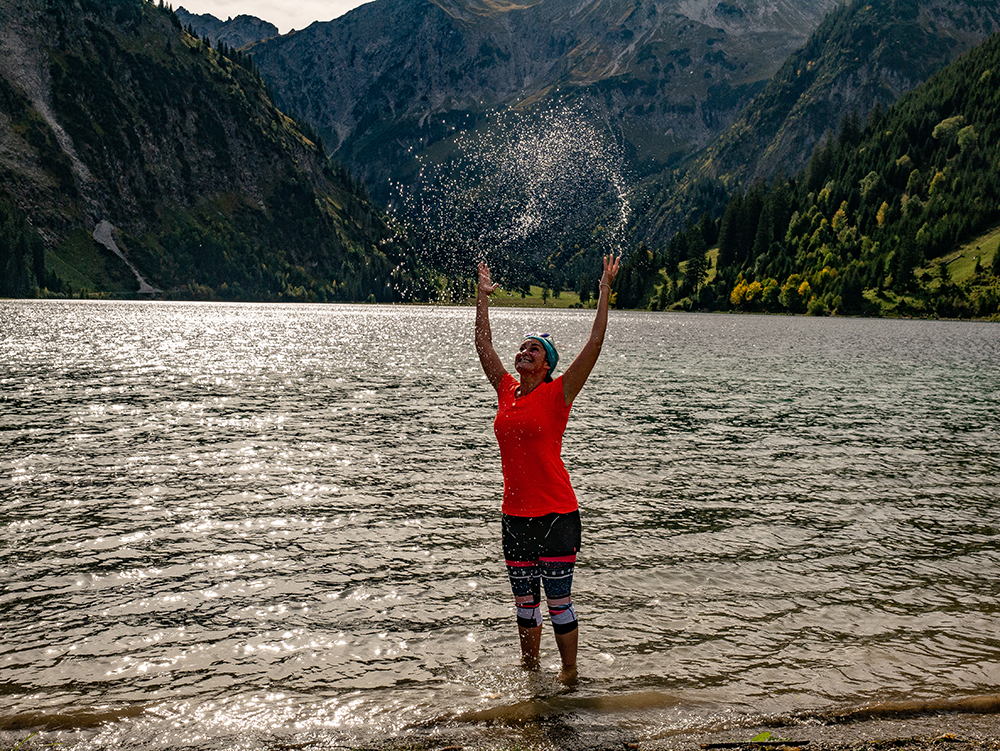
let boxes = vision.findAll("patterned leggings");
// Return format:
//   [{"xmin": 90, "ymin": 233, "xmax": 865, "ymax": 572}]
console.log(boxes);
[{"xmin": 501, "ymin": 510, "xmax": 581, "ymax": 634}]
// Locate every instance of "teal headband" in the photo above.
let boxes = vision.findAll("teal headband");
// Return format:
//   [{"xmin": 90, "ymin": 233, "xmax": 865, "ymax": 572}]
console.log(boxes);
[{"xmin": 525, "ymin": 334, "xmax": 558, "ymax": 378}]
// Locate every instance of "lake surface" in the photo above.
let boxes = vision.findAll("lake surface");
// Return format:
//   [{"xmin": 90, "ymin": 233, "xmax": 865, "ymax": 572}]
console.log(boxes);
[{"xmin": 2, "ymin": 299, "xmax": 999, "ymax": 750}]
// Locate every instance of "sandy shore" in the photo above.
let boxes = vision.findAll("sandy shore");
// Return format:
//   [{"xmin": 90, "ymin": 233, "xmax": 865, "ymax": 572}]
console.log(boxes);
[
  {"xmin": 387, "ymin": 696, "xmax": 1000, "ymax": 751},
  {"xmin": 645, "ymin": 712, "xmax": 1000, "ymax": 751}
]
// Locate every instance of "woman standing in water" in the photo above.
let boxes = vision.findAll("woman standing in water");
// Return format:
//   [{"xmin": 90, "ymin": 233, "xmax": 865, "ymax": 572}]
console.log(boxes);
[{"xmin": 474, "ymin": 256, "xmax": 619, "ymax": 684}]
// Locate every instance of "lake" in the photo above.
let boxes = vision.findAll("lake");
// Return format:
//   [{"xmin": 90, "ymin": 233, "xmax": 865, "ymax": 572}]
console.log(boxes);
[{"xmin": 2, "ymin": 299, "xmax": 999, "ymax": 750}]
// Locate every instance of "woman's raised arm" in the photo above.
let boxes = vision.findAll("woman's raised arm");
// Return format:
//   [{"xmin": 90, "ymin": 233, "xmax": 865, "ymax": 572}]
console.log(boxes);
[
  {"xmin": 475, "ymin": 262, "xmax": 507, "ymax": 391},
  {"xmin": 560, "ymin": 255, "xmax": 620, "ymax": 405}
]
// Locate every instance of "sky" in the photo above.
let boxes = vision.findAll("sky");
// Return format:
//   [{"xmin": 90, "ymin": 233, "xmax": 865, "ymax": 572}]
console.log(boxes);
[{"xmin": 174, "ymin": 0, "xmax": 370, "ymax": 34}]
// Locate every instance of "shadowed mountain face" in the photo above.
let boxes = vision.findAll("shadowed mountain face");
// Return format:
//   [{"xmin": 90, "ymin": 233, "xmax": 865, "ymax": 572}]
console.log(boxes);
[
  {"xmin": 247, "ymin": 0, "xmax": 840, "ymax": 206},
  {"xmin": 174, "ymin": 0, "xmax": 1000, "ymax": 293}
]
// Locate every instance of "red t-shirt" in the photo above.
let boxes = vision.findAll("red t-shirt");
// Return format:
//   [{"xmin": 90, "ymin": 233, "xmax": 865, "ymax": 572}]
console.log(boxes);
[{"xmin": 493, "ymin": 372, "xmax": 578, "ymax": 517}]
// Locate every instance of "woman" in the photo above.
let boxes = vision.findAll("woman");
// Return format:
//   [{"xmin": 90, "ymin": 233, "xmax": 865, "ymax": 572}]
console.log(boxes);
[{"xmin": 474, "ymin": 255, "xmax": 620, "ymax": 684}]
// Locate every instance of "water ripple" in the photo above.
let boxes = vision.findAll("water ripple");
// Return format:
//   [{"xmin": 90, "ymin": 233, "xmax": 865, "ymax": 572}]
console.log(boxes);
[{"xmin": 2, "ymin": 301, "xmax": 1000, "ymax": 749}]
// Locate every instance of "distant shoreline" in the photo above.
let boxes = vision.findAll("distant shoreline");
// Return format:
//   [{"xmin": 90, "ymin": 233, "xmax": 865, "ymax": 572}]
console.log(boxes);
[{"xmin": 8, "ymin": 295, "xmax": 1000, "ymax": 323}]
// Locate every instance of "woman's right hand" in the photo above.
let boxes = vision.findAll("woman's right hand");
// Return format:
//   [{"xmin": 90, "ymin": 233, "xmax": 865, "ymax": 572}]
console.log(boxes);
[
  {"xmin": 601, "ymin": 254, "xmax": 620, "ymax": 289},
  {"xmin": 475, "ymin": 262, "xmax": 506, "ymax": 390},
  {"xmin": 478, "ymin": 262, "xmax": 499, "ymax": 296}
]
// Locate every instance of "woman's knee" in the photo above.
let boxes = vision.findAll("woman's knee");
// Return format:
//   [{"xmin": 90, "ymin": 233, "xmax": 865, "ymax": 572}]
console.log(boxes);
[{"xmin": 546, "ymin": 595, "xmax": 578, "ymax": 633}]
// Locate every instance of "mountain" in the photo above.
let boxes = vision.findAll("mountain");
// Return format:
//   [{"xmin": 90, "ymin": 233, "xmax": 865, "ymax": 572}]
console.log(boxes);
[
  {"xmin": 633, "ymin": 0, "xmax": 1000, "ymax": 244},
  {"xmin": 244, "ymin": 0, "xmax": 1000, "ymax": 293},
  {"xmin": 175, "ymin": 7, "xmax": 278, "ymax": 48},
  {"xmin": 0, "ymin": 0, "xmax": 421, "ymax": 302},
  {"xmin": 247, "ymin": 0, "xmax": 841, "ymax": 205},
  {"xmin": 630, "ymin": 28, "xmax": 1000, "ymax": 319}
]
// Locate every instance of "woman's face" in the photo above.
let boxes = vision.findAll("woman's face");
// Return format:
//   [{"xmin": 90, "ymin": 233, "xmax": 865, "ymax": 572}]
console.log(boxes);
[{"xmin": 515, "ymin": 339, "xmax": 549, "ymax": 376}]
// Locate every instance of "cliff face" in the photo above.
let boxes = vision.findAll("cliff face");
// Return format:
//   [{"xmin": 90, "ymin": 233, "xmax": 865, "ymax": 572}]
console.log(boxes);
[
  {"xmin": 247, "ymin": 0, "xmax": 840, "ymax": 202},
  {"xmin": 733, "ymin": 0, "xmax": 1000, "ymax": 184},
  {"xmin": 0, "ymin": 0, "xmax": 407, "ymax": 300}
]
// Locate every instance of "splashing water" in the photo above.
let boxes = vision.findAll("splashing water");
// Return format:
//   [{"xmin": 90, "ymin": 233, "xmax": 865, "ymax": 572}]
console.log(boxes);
[{"xmin": 391, "ymin": 100, "xmax": 631, "ymax": 296}]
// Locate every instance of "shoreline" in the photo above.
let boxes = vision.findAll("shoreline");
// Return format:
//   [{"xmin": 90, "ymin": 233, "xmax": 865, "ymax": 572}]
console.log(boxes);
[
  {"xmin": 645, "ymin": 700, "xmax": 1000, "ymax": 751},
  {"xmin": 663, "ymin": 715, "xmax": 1000, "ymax": 751},
  {"xmin": 4, "ymin": 705, "xmax": 1000, "ymax": 751}
]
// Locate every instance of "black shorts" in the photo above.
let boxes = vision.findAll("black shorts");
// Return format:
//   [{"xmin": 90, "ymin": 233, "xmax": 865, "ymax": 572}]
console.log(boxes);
[{"xmin": 501, "ymin": 510, "xmax": 581, "ymax": 562}]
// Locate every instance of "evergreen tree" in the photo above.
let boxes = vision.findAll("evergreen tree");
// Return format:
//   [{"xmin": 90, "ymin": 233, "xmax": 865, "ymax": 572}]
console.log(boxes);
[{"xmin": 0, "ymin": 200, "xmax": 46, "ymax": 297}]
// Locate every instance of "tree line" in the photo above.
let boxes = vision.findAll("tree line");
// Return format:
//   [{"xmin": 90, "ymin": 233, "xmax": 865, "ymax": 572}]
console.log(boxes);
[{"xmin": 615, "ymin": 30, "xmax": 1000, "ymax": 319}]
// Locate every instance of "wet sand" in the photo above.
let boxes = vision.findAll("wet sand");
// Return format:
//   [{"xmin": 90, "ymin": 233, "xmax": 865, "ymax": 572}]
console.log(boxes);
[
  {"xmin": 648, "ymin": 712, "xmax": 1000, "ymax": 751},
  {"xmin": 372, "ymin": 703, "xmax": 1000, "ymax": 751},
  {"xmin": 402, "ymin": 694, "xmax": 1000, "ymax": 751},
  {"xmin": 5, "ymin": 691, "xmax": 1000, "ymax": 750}
]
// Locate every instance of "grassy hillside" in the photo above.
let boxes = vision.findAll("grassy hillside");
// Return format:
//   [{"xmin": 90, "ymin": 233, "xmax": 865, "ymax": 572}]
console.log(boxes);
[{"xmin": 0, "ymin": 0, "xmax": 427, "ymax": 302}]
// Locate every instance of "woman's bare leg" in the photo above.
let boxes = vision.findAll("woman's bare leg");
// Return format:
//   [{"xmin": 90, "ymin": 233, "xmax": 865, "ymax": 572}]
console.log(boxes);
[
  {"xmin": 518, "ymin": 624, "xmax": 542, "ymax": 669},
  {"xmin": 554, "ymin": 628, "xmax": 578, "ymax": 684}
]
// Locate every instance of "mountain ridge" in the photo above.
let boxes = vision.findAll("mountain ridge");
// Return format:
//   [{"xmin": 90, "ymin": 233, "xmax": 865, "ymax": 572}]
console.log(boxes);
[
  {"xmin": 175, "ymin": 6, "xmax": 278, "ymax": 48},
  {"xmin": 631, "ymin": 0, "xmax": 1000, "ymax": 246},
  {"xmin": 240, "ymin": 0, "xmax": 1000, "ymax": 296},
  {"xmin": 606, "ymin": 23, "xmax": 1000, "ymax": 319},
  {"xmin": 246, "ymin": 0, "xmax": 840, "ymax": 203}
]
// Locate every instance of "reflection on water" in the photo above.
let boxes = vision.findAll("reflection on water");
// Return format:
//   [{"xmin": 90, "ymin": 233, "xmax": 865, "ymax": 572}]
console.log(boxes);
[{"xmin": 2, "ymin": 300, "xmax": 1000, "ymax": 750}]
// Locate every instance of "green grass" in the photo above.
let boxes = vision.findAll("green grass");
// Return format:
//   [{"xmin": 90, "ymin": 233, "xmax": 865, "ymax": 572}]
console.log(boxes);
[
  {"xmin": 673, "ymin": 247, "xmax": 719, "ymax": 282},
  {"xmin": 863, "ymin": 223, "xmax": 1000, "ymax": 318},
  {"xmin": 45, "ymin": 229, "xmax": 137, "ymax": 295},
  {"xmin": 943, "ymin": 224, "xmax": 999, "ymax": 281},
  {"xmin": 467, "ymin": 285, "xmax": 588, "ymax": 308},
  {"xmin": 915, "ymin": 224, "xmax": 999, "ymax": 288}
]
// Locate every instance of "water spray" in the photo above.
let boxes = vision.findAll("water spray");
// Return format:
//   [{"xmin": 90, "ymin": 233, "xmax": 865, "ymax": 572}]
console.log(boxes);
[{"xmin": 391, "ymin": 100, "xmax": 632, "ymax": 300}]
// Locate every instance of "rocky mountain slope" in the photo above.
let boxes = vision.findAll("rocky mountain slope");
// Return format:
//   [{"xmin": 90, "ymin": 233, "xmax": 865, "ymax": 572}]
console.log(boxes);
[
  {"xmin": 679, "ymin": 28, "xmax": 1000, "ymax": 319},
  {"xmin": 247, "ymin": 0, "xmax": 840, "ymax": 204},
  {"xmin": 633, "ymin": 0, "xmax": 1000, "ymax": 243},
  {"xmin": 0, "ymin": 0, "xmax": 414, "ymax": 301}
]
